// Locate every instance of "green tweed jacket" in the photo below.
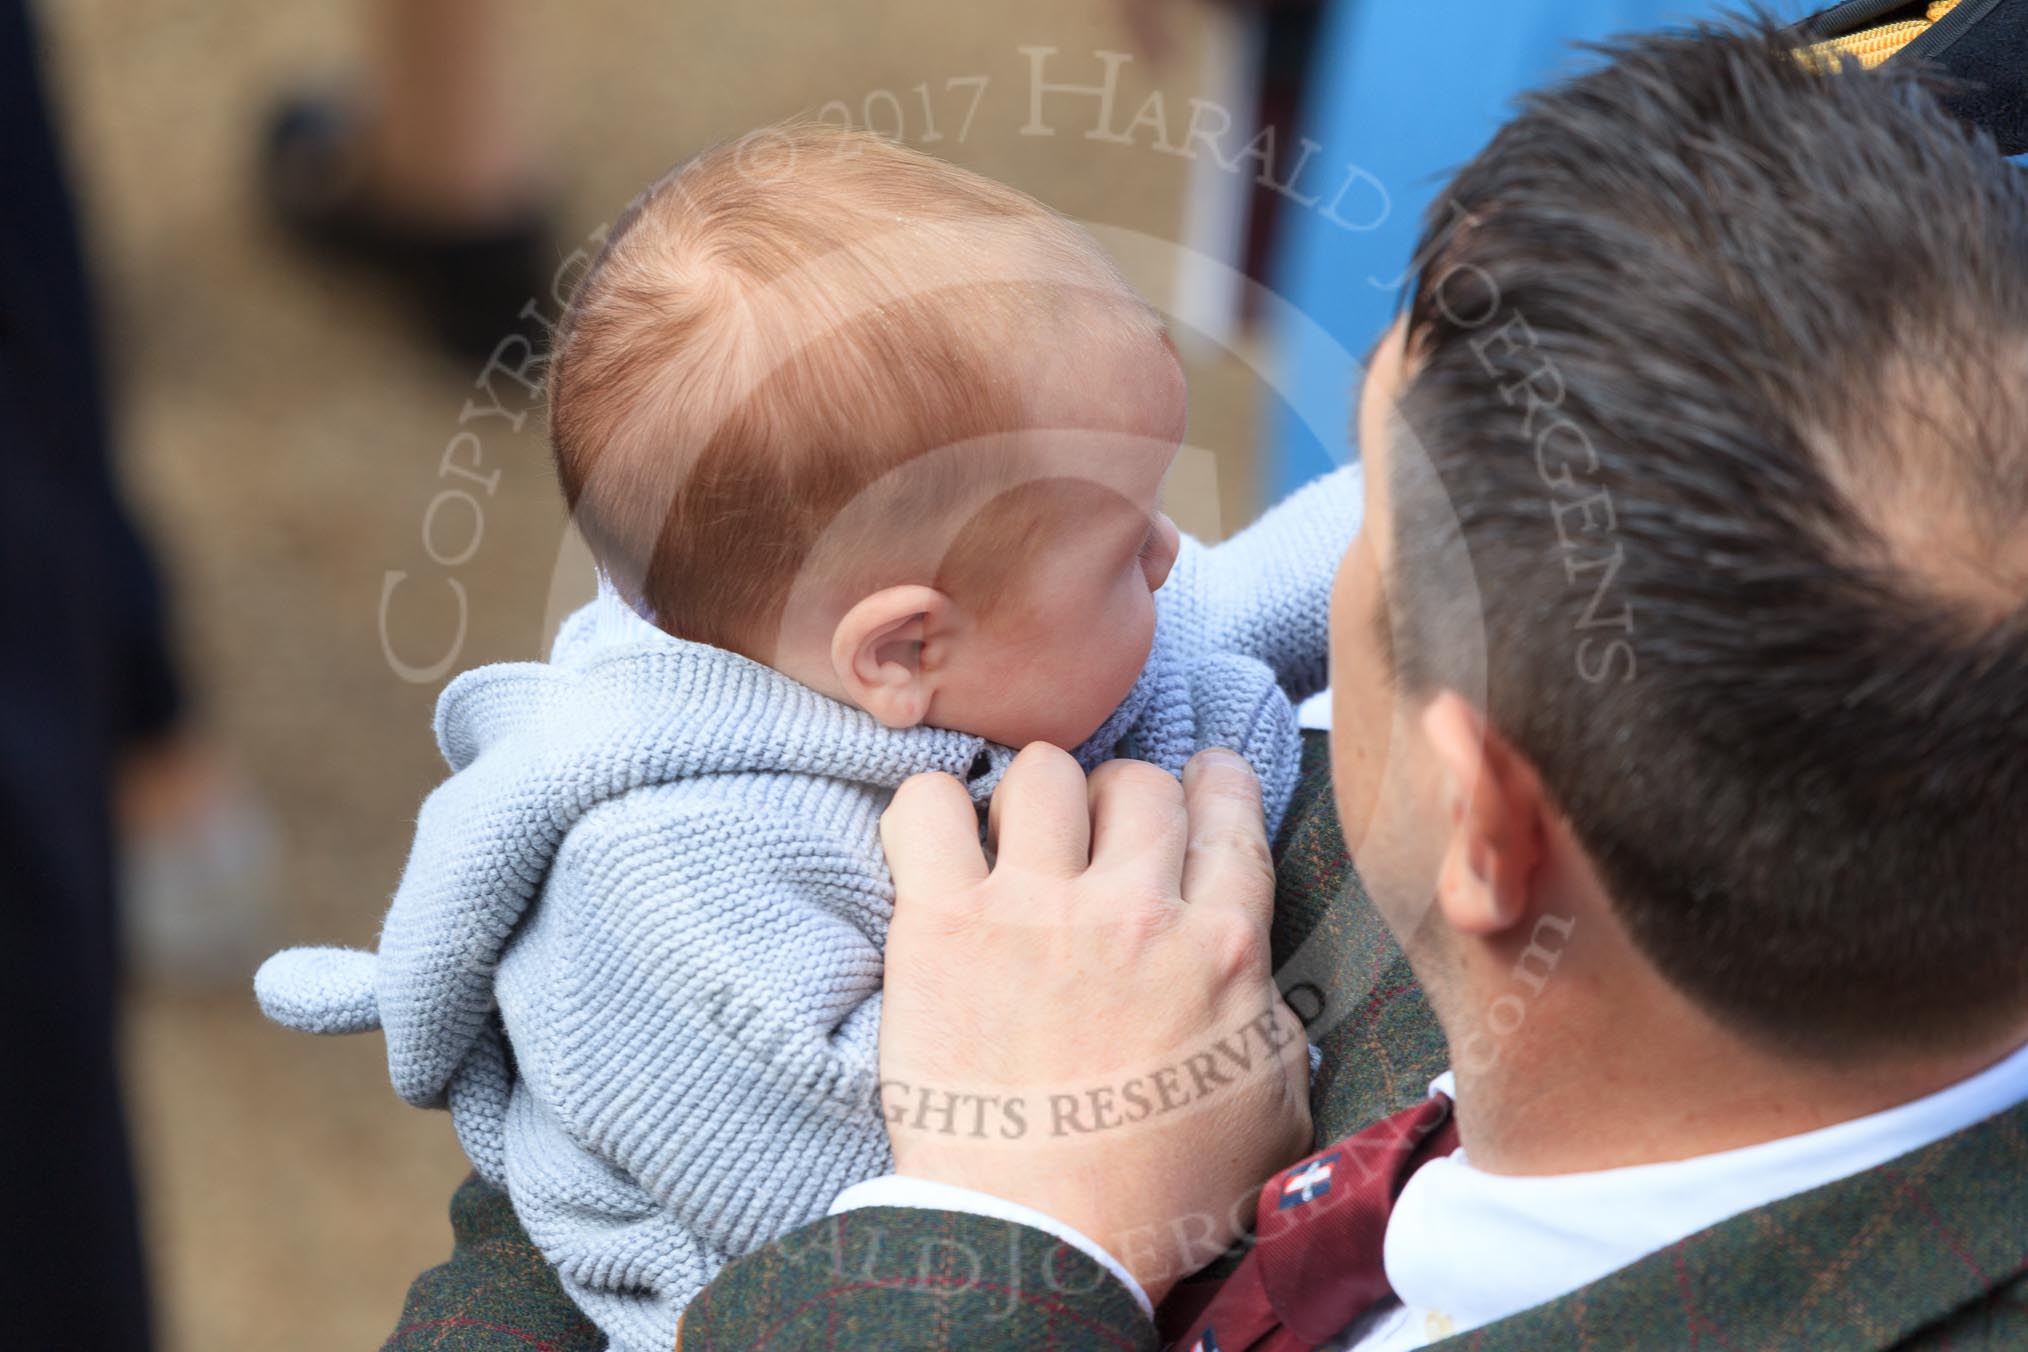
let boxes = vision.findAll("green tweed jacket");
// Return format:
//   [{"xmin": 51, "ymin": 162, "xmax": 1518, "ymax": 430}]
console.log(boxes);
[{"xmin": 384, "ymin": 736, "xmax": 2028, "ymax": 1351}]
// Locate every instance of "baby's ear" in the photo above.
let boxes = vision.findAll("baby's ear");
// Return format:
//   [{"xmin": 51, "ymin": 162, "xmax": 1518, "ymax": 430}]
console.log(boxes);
[{"xmin": 831, "ymin": 585, "xmax": 952, "ymax": 729}]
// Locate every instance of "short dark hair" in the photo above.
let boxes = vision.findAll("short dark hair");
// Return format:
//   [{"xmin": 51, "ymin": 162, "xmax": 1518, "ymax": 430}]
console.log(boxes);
[{"xmin": 1390, "ymin": 21, "xmax": 2028, "ymax": 1058}]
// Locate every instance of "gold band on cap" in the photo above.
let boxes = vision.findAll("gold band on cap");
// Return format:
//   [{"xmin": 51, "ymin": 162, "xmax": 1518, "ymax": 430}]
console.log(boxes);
[{"xmin": 1798, "ymin": 0, "xmax": 1961, "ymax": 71}]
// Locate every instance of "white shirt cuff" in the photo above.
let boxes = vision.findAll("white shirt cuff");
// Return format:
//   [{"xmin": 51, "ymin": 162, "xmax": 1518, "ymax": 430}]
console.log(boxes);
[{"xmin": 828, "ymin": 1175, "xmax": 1155, "ymax": 1321}]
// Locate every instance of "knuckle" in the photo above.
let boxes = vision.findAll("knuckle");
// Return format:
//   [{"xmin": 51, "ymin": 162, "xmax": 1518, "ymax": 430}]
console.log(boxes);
[
  {"xmin": 1197, "ymin": 770, "xmax": 1264, "ymax": 814},
  {"xmin": 926, "ymin": 892, "xmax": 989, "ymax": 936},
  {"xmin": 1190, "ymin": 826, "xmax": 1276, "ymax": 891},
  {"xmin": 1196, "ymin": 906, "xmax": 1269, "ymax": 978},
  {"xmin": 1189, "ymin": 748, "xmax": 1262, "ymax": 793},
  {"xmin": 1111, "ymin": 882, "xmax": 1182, "ymax": 942}
]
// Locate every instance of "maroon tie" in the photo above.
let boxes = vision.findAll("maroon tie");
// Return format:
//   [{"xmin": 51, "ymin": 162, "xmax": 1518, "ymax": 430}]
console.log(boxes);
[{"xmin": 1162, "ymin": 1094, "xmax": 1460, "ymax": 1352}]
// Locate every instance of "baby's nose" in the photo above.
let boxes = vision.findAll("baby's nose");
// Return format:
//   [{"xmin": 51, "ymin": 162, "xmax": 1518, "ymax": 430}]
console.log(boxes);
[{"xmin": 1143, "ymin": 512, "xmax": 1181, "ymax": 591}]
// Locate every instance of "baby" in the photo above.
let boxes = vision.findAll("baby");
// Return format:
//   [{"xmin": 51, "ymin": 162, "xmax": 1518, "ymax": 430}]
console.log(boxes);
[{"xmin": 257, "ymin": 124, "xmax": 1357, "ymax": 1352}]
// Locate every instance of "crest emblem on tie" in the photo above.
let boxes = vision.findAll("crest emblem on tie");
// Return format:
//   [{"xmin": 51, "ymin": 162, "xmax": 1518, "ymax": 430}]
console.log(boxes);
[
  {"xmin": 1276, "ymin": 1149, "xmax": 1342, "ymax": 1210},
  {"xmin": 1186, "ymin": 1331, "xmax": 1222, "ymax": 1352}
]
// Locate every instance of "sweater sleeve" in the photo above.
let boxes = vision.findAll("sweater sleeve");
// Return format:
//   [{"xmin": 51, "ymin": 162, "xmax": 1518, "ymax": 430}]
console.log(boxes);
[
  {"xmin": 1160, "ymin": 463, "xmax": 1363, "ymax": 703},
  {"xmin": 492, "ymin": 787, "xmax": 898, "ymax": 1349}
]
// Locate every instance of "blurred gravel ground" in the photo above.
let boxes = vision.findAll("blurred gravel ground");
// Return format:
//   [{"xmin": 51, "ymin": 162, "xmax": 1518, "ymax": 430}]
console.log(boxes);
[{"xmin": 34, "ymin": 0, "xmax": 1268, "ymax": 1346}]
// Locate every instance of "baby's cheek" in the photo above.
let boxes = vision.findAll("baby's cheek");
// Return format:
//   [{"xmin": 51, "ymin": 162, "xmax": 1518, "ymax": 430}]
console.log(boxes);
[
  {"xmin": 1027, "ymin": 578, "xmax": 1155, "ymax": 747},
  {"xmin": 1108, "ymin": 589, "xmax": 1159, "ymax": 694}
]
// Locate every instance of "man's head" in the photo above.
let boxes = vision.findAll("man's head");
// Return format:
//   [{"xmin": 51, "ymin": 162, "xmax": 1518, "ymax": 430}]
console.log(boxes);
[
  {"xmin": 1331, "ymin": 24, "xmax": 2028, "ymax": 1074},
  {"xmin": 549, "ymin": 124, "xmax": 1184, "ymax": 748}
]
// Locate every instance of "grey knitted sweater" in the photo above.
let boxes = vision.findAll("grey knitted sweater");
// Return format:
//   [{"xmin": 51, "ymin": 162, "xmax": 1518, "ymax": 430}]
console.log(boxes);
[{"xmin": 255, "ymin": 465, "xmax": 1358, "ymax": 1351}]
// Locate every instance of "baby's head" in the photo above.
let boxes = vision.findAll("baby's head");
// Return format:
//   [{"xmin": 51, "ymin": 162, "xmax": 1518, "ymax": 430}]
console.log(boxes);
[{"xmin": 548, "ymin": 123, "xmax": 1184, "ymax": 749}]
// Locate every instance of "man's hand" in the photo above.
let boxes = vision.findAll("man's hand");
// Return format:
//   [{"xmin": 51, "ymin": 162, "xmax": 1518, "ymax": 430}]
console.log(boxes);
[{"xmin": 877, "ymin": 744, "xmax": 1312, "ymax": 1302}]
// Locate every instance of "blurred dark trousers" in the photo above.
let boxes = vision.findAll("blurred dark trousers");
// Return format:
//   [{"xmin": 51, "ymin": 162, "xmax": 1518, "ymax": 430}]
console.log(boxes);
[{"xmin": 1, "ymin": 1, "xmax": 180, "ymax": 1347}]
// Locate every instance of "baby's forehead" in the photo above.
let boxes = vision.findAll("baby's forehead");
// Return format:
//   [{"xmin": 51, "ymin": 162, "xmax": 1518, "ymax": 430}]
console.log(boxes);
[
  {"xmin": 1010, "ymin": 295, "xmax": 1184, "ymax": 440},
  {"xmin": 889, "ymin": 281, "xmax": 1182, "ymax": 517}
]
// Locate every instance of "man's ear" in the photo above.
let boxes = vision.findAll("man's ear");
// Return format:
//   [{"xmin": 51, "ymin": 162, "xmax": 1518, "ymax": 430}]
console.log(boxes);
[
  {"xmin": 831, "ymin": 585, "xmax": 954, "ymax": 729},
  {"xmin": 1421, "ymin": 691, "xmax": 1546, "ymax": 938}
]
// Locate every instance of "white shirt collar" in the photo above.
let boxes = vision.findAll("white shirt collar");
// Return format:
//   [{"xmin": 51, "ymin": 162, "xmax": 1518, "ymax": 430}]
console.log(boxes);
[{"xmin": 1380, "ymin": 1039, "xmax": 2028, "ymax": 1340}]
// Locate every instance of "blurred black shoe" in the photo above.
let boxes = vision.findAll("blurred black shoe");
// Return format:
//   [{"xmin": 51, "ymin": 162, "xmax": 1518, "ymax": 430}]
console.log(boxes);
[
  {"xmin": 1794, "ymin": 0, "xmax": 2028, "ymax": 154},
  {"xmin": 260, "ymin": 94, "xmax": 554, "ymax": 363}
]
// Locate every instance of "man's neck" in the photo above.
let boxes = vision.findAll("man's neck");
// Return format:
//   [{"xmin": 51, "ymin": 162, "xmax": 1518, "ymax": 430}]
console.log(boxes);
[{"xmin": 1445, "ymin": 970, "xmax": 2028, "ymax": 1177}]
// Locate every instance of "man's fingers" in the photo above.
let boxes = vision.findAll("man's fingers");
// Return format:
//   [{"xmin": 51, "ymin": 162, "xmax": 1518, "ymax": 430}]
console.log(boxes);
[
  {"xmin": 985, "ymin": 743, "xmax": 1092, "ymax": 878},
  {"xmin": 1179, "ymin": 749, "xmax": 1275, "ymax": 928},
  {"xmin": 1087, "ymin": 758, "xmax": 1186, "ymax": 884},
  {"xmin": 883, "ymin": 772, "xmax": 989, "ymax": 899}
]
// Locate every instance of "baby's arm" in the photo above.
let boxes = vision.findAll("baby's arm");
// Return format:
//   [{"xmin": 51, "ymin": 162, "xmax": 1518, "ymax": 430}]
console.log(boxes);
[
  {"xmin": 1159, "ymin": 463, "xmax": 1363, "ymax": 702},
  {"xmin": 495, "ymin": 789, "xmax": 895, "ymax": 1336}
]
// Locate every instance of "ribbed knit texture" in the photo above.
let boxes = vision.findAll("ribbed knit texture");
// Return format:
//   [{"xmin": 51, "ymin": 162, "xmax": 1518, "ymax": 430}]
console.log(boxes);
[{"xmin": 255, "ymin": 464, "xmax": 1359, "ymax": 1351}]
